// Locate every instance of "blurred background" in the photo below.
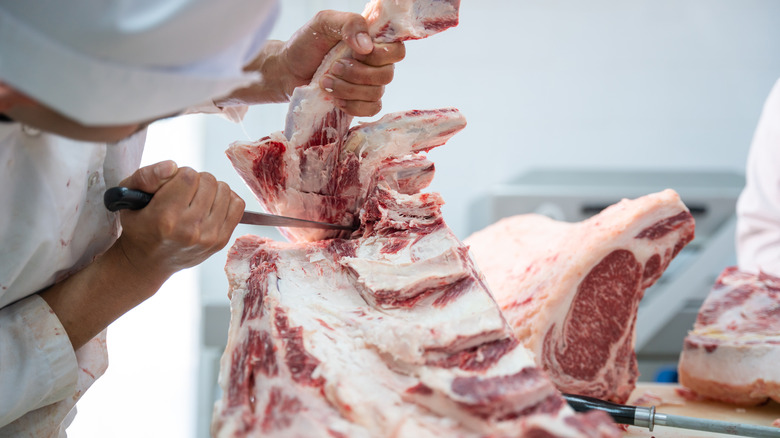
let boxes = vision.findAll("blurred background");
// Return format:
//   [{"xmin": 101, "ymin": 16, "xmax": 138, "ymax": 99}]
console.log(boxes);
[{"xmin": 68, "ymin": 1, "xmax": 780, "ymax": 437}]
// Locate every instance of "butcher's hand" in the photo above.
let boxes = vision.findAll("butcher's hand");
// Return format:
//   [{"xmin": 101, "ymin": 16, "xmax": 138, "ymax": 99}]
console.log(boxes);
[
  {"xmin": 40, "ymin": 161, "xmax": 245, "ymax": 350},
  {"xmin": 217, "ymin": 10, "xmax": 406, "ymax": 117},
  {"xmin": 115, "ymin": 161, "xmax": 244, "ymax": 280}
]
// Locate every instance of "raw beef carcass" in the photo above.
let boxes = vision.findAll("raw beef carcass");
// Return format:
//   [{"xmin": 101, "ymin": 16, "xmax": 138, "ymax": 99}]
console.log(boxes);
[
  {"xmin": 212, "ymin": 0, "xmax": 620, "ymax": 435},
  {"xmin": 678, "ymin": 267, "xmax": 780, "ymax": 405},
  {"xmin": 212, "ymin": 185, "xmax": 619, "ymax": 437},
  {"xmin": 215, "ymin": 107, "xmax": 619, "ymax": 436},
  {"xmin": 464, "ymin": 190, "xmax": 696, "ymax": 403},
  {"xmin": 227, "ymin": 108, "xmax": 466, "ymax": 243}
]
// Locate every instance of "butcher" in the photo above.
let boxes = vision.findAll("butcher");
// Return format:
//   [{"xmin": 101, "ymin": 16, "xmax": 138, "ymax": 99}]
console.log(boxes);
[
  {"xmin": 737, "ymin": 78, "xmax": 780, "ymax": 277},
  {"xmin": 0, "ymin": 1, "xmax": 404, "ymax": 435}
]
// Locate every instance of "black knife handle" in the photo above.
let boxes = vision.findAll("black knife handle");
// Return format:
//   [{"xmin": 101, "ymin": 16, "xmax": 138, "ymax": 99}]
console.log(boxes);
[
  {"xmin": 562, "ymin": 393, "xmax": 637, "ymax": 426},
  {"xmin": 104, "ymin": 187, "xmax": 153, "ymax": 212}
]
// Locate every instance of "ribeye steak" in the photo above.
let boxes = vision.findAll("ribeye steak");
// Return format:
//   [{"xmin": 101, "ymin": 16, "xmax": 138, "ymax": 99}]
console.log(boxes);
[
  {"xmin": 464, "ymin": 190, "xmax": 695, "ymax": 403},
  {"xmin": 678, "ymin": 267, "xmax": 780, "ymax": 405}
]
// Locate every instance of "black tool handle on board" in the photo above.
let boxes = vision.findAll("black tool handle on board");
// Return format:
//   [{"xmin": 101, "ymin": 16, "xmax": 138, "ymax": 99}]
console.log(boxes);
[
  {"xmin": 562, "ymin": 393, "xmax": 637, "ymax": 426},
  {"xmin": 104, "ymin": 187, "xmax": 153, "ymax": 212}
]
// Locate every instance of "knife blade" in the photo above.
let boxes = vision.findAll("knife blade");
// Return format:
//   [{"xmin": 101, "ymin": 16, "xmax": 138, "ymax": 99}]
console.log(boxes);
[
  {"xmin": 103, "ymin": 187, "xmax": 355, "ymax": 231},
  {"xmin": 563, "ymin": 393, "xmax": 780, "ymax": 437}
]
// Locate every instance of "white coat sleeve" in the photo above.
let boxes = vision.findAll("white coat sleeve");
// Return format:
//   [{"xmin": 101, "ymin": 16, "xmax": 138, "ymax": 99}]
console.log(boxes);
[
  {"xmin": 736, "ymin": 79, "xmax": 780, "ymax": 276},
  {"xmin": 0, "ymin": 295, "xmax": 78, "ymax": 428},
  {"xmin": 183, "ymin": 99, "xmax": 249, "ymax": 123}
]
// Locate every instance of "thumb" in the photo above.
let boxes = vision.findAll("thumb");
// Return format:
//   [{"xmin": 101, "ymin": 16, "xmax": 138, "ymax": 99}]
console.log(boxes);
[
  {"xmin": 120, "ymin": 160, "xmax": 178, "ymax": 194},
  {"xmin": 313, "ymin": 11, "xmax": 374, "ymax": 55}
]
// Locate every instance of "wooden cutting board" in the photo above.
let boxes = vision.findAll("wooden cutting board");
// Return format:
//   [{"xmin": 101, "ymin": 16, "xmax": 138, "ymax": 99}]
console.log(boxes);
[{"xmin": 623, "ymin": 383, "xmax": 780, "ymax": 437}]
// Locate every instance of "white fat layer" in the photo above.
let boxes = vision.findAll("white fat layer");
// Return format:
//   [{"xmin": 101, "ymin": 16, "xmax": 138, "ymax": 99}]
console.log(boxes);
[
  {"xmin": 342, "ymin": 230, "xmax": 467, "ymax": 298},
  {"xmin": 362, "ymin": 0, "xmax": 459, "ymax": 41},
  {"xmin": 343, "ymin": 109, "xmax": 466, "ymax": 158},
  {"xmin": 213, "ymin": 213, "xmax": 599, "ymax": 436},
  {"xmin": 678, "ymin": 268, "xmax": 780, "ymax": 399},
  {"xmin": 286, "ymin": 85, "xmax": 345, "ymax": 147},
  {"xmin": 680, "ymin": 336, "xmax": 780, "ymax": 386}
]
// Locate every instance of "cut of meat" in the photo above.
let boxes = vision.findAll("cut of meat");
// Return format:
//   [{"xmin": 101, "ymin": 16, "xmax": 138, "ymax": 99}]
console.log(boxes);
[
  {"xmin": 213, "ymin": 0, "xmax": 621, "ymax": 435},
  {"xmin": 678, "ymin": 267, "xmax": 780, "ymax": 406},
  {"xmin": 464, "ymin": 190, "xmax": 695, "ymax": 403},
  {"xmin": 227, "ymin": 108, "xmax": 467, "ymax": 243},
  {"xmin": 215, "ymin": 109, "xmax": 621, "ymax": 435},
  {"xmin": 213, "ymin": 202, "xmax": 619, "ymax": 437}
]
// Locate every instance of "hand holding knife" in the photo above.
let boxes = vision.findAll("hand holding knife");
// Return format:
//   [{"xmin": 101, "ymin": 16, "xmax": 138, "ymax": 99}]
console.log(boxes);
[{"xmin": 104, "ymin": 187, "xmax": 355, "ymax": 231}]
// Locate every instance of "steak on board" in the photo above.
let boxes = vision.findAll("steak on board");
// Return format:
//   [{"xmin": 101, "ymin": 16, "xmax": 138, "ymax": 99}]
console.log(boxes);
[{"xmin": 464, "ymin": 190, "xmax": 696, "ymax": 403}]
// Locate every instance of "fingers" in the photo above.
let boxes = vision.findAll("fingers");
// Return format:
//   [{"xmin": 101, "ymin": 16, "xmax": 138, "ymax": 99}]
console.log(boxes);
[
  {"xmin": 340, "ymin": 99, "xmax": 383, "ymax": 118},
  {"xmin": 318, "ymin": 41, "xmax": 405, "ymax": 117},
  {"xmin": 324, "ymin": 80, "xmax": 385, "ymax": 117},
  {"xmin": 320, "ymin": 61, "xmax": 390, "ymax": 117},
  {"xmin": 116, "ymin": 166, "xmax": 242, "ymax": 278},
  {"xmin": 188, "ymin": 172, "xmax": 219, "ymax": 215},
  {"xmin": 354, "ymin": 42, "xmax": 406, "ymax": 66},
  {"xmin": 329, "ymin": 58, "xmax": 396, "ymax": 86},
  {"xmin": 218, "ymin": 191, "xmax": 246, "ymax": 248},
  {"xmin": 186, "ymin": 180, "xmax": 243, "ymax": 252},
  {"xmin": 208, "ymin": 180, "xmax": 232, "ymax": 221},
  {"xmin": 160, "ymin": 170, "xmax": 242, "ymax": 248},
  {"xmin": 151, "ymin": 166, "xmax": 200, "ymax": 211},
  {"xmin": 311, "ymin": 10, "xmax": 373, "ymax": 55},
  {"xmin": 199, "ymin": 180, "xmax": 243, "ymax": 248},
  {"xmin": 120, "ymin": 160, "xmax": 178, "ymax": 194}
]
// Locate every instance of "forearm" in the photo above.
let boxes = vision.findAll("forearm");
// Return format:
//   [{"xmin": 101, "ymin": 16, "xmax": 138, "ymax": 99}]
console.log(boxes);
[
  {"xmin": 215, "ymin": 40, "xmax": 297, "ymax": 107},
  {"xmin": 39, "ymin": 242, "xmax": 171, "ymax": 350}
]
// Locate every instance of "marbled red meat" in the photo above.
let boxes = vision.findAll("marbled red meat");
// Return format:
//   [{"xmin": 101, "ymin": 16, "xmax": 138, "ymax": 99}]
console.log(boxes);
[
  {"xmin": 212, "ymin": 0, "xmax": 620, "ymax": 436},
  {"xmin": 465, "ymin": 190, "xmax": 695, "ymax": 403}
]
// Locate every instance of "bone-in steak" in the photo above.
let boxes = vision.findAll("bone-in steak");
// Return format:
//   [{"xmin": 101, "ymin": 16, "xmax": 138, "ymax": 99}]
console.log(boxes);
[{"xmin": 465, "ymin": 190, "xmax": 695, "ymax": 403}]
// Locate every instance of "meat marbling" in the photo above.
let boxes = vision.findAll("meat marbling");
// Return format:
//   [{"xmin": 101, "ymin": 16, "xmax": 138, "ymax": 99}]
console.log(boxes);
[
  {"xmin": 678, "ymin": 267, "xmax": 780, "ymax": 405},
  {"xmin": 213, "ymin": 0, "xmax": 621, "ymax": 435},
  {"xmin": 215, "ymin": 105, "xmax": 620, "ymax": 436},
  {"xmin": 464, "ymin": 190, "xmax": 696, "ymax": 403}
]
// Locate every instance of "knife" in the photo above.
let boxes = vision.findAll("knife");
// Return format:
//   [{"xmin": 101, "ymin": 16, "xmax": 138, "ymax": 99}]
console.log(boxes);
[
  {"xmin": 563, "ymin": 393, "xmax": 780, "ymax": 437},
  {"xmin": 103, "ymin": 187, "xmax": 355, "ymax": 231}
]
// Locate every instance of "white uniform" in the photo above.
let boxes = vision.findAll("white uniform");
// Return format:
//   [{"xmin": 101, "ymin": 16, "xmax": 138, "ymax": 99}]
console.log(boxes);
[
  {"xmin": 0, "ymin": 0, "xmax": 279, "ymax": 435},
  {"xmin": 736, "ymin": 79, "xmax": 780, "ymax": 277},
  {"xmin": 0, "ymin": 122, "xmax": 146, "ymax": 437}
]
